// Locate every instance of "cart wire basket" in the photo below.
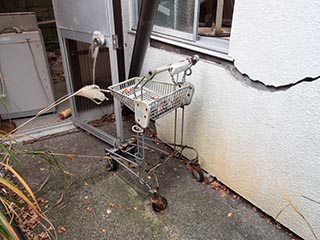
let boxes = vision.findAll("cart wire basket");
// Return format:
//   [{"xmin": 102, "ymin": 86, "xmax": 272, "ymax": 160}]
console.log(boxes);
[{"xmin": 108, "ymin": 78, "xmax": 194, "ymax": 128}]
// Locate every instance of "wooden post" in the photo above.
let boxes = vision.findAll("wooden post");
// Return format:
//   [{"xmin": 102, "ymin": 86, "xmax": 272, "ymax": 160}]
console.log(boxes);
[{"xmin": 214, "ymin": 0, "xmax": 224, "ymax": 35}]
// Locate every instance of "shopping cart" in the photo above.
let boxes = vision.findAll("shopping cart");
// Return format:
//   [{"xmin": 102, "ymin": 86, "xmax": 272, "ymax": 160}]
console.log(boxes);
[{"xmin": 106, "ymin": 55, "xmax": 204, "ymax": 211}]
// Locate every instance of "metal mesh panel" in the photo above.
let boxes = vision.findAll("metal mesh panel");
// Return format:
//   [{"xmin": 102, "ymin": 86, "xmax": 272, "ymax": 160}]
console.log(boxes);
[{"xmin": 66, "ymin": 39, "xmax": 113, "ymax": 112}]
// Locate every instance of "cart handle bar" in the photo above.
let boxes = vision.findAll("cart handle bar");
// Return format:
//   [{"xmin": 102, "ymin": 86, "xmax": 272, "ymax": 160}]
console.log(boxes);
[{"xmin": 132, "ymin": 55, "xmax": 200, "ymax": 97}]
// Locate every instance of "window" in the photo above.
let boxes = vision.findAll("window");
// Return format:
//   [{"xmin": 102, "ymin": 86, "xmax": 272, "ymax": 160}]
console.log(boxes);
[{"xmin": 133, "ymin": 0, "xmax": 235, "ymax": 60}]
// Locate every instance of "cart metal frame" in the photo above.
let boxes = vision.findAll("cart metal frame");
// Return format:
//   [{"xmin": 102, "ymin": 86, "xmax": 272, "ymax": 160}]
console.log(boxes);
[{"xmin": 106, "ymin": 55, "xmax": 203, "ymax": 211}]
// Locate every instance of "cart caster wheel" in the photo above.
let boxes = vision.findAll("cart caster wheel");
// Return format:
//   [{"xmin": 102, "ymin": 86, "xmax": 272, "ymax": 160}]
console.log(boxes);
[
  {"xmin": 191, "ymin": 168, "xmax": 204, "ymax": 182},
  {"xmin": 151, "ymin": 196, "xmax": 167, "ymax": 212},
  {"xmin": 107, "ymin": 159, "xmax": 119, "ymax": 172}
]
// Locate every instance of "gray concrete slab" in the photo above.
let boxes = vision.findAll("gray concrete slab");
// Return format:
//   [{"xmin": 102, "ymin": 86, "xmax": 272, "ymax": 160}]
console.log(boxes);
[{"xmin": 18, "ymin": 129, "xmax": 298, "ymax": 240}]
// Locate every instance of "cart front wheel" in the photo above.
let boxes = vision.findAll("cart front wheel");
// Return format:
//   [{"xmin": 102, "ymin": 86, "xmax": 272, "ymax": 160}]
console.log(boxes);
[
  {"xmin": 107, "ymin": 158, "xmax": 119, "ymax": 172},
  {"xmin": 191, "ymin": 168, "xmax": 204, "ymax": 182},
  {"xmin": 151, "ymin": 196, "xmax": 167, "ymax": 212}
]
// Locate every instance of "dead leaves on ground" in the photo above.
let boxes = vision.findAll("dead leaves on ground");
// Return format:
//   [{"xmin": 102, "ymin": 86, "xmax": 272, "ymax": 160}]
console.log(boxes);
[
  {"xmin": 208, "ymin": 178, "xmax": 274, "ymax": 224},
  {"xmin": 57, "ymin": 225, "xmax": 67, "ymax": 233},
  {"xmin": 33, "ymin": 225, "xmax": 66, "ymax": 240}
]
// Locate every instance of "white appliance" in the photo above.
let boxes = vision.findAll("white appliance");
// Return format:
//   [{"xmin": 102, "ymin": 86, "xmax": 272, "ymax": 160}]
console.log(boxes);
[{"xmin": 0, "ymin": 13, "xmax": 55, "ymax": 119}]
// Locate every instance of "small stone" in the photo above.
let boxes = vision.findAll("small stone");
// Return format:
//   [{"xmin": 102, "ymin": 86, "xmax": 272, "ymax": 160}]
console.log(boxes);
[{"xmin": 107, "ymin": 208, "xmax": 112, "ymax": 214}]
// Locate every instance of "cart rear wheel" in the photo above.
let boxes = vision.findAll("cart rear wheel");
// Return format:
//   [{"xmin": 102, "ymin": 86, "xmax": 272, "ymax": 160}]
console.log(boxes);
[
  {"xmin": 151, "ymin": 196, "xmax": 167, "ymax": 212},
  {"xmin": 191, "ymin": 168, "xmax": 204, "ymax": 182},
  {"xmin": 107, "ymin": 158, "xmax": 119, "ymax": 172}
]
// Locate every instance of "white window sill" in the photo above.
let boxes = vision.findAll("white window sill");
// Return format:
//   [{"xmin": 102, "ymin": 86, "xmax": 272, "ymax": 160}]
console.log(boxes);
[{"xmin": 129, "ymin": 29, "xmax": 233, "ymax": 62}]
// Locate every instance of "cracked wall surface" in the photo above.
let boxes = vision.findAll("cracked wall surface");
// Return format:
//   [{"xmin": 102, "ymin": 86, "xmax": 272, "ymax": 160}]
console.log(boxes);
[
  {"xmin": 121, "ymin": 1, "xmax": 320, "ymax": 239},
  {"xmin": 229, "ymin": 0, "xmax": 320, "ymax": 87}
]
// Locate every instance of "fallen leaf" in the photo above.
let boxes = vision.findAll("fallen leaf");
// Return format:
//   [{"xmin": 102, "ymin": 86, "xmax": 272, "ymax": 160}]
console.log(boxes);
[
  {"xmin": 265, "ymin": 217, "xmax": 271, "ymax": 223},
  {"xmin": 159, "ymin": 210, "xmax": 165, "ymax": 215},
  {"xmin": 227, "ymin": 212, "xmax": 233, "ymax": 217},
  {"xmin": 38, "ymin": 232, "xmax": 49, "ymax": 239},
  {"xmin": 40, "ymin": 168, "xmax": 45, "ymax": 171},
  {"xmin": 58, "ymin": 226, "xmax": 67, "ymax": 233},
  {"xmin": 129, "ymin": 164, "xmax": 137, "ymax": 169},
  {"xmin": 84, "ymin": 181, "xmax": 89, "ymax": 186},
  {"xmin": 220, "ymin": 191, "xmax": 226, "ymax": 198},
  {"xmin": 86, "ymin": 207, "xmax": 93, "ymax": 212},
  {"xmin": 210, "ymin": 181, "xmax": 221, "ymax": 190},
  {"xmin": 109, "ymin": 202, "xmax": 115, "ymax": 208},
  {"xmin": 47, "ymin": 225, "xmax": 54, "ymax": 231}
]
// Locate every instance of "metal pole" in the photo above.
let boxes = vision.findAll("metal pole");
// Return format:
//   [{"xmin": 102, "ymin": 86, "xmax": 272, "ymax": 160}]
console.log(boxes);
[
  {"xmin": 180, "ymin": 106, "xmax": 185, "ymax": 146},
  {"xmin": 174, "ymin": 109, "xmax": 178, "ymax": 150},
  {"xmin": 128, "ymin": 0, "xmax": 160, "ymax": 78}
]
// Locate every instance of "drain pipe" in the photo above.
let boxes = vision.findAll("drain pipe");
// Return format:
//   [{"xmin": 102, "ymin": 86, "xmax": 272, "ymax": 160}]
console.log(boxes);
[{"xmin": 128, "ymin": 0, "xmax": 159, "ymax": 78}]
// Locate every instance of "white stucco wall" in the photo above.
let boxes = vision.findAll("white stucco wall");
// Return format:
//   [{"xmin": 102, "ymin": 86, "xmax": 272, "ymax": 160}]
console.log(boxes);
[
  {"xmin": 229, "ymin": 0, "xmax": 320, "ymax": 87},
  {"xmin": 121, "ymin": 1, "xmax": 320, "ymax": 239}
]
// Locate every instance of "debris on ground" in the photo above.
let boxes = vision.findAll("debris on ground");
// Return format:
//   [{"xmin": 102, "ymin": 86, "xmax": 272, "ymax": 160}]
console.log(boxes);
[
  {"xmin": 57, "ymin": 225, "xmax": 67, "ymax": 234},
  {"xmin": 47, "ymin": 49, "xmax": 65, "ymax": 84},
  {"xmin": 88, "ymin": 113, "xmax": 116, "ymax": 127},
  {"xmin": 227, "ymin": 212, "xmax": 233, "ymax": 217}
]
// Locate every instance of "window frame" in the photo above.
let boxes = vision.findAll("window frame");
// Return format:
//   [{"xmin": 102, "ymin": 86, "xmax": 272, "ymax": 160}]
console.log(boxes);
[{"xmin": 131, "ymin": 0, "xmax": 233, "ymax": 61}]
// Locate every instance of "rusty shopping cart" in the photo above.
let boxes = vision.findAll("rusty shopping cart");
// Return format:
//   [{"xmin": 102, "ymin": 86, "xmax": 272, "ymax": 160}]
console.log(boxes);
[{"xmin": 106, "ymin": 55, "xmax": 204, "ymax": 211}]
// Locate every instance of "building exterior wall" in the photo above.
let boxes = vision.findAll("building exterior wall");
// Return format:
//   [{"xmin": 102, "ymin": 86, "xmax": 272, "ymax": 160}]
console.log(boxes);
[
  {"xmin": 229, "ymin": 0, "xmax": 320, "ymax": 87},
  {"xmin": 121, "ymin": 1, "xmax": 320, "ymax": 239}
]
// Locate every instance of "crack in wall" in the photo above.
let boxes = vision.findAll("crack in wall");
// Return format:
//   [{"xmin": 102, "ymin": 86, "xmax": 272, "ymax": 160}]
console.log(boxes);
[
  {"xmin": 225, "ymin": 62, "xmax": 320, "ymax": 92},
  {"xmin": 149, "ymin": 40, "xmax": 320, "ymax": 92}
]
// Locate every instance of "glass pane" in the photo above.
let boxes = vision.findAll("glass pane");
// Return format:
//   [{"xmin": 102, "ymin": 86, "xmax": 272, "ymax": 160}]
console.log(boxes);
[{"xmin": 154, "ymin": 0, "xmax": 195, "ymax": 34}]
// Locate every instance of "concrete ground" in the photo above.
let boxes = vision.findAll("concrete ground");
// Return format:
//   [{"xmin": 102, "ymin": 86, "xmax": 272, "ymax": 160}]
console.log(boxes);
[{"xmin": 18, "ymin": 126, "xmax": 299, "ymax": 240}]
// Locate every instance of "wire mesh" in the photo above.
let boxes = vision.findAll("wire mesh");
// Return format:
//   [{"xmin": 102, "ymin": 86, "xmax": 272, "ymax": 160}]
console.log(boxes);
[{"xmin": 109, "ymin": 77, "xmax": 194, "ymax": 120}]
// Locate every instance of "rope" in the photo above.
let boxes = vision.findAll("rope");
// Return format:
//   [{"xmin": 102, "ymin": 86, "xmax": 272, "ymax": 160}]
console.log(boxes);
[
  {"xmin": 2, "ymin": 85, "xmax": 110, "ymax": 139},
  {"xmin": 90, "ymin": 44, "xmax": 100, "ymax": 85}
]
